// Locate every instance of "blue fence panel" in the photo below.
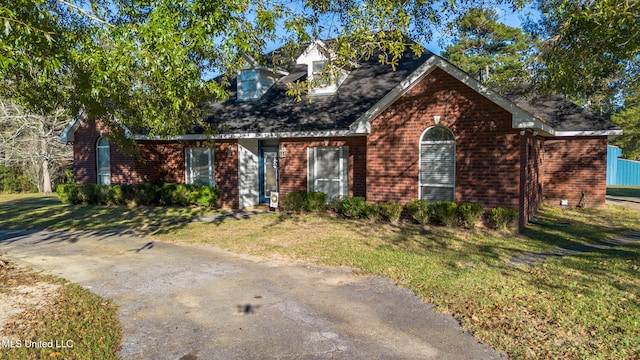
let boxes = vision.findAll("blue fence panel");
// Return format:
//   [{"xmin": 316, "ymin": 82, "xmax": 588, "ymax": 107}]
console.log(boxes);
[
  {"xmin": 608, "ymin": 145, "xmax": 640, "ymax": 186},
  {"xmin": 617, "ymin": 159, "xmax": 640, "ymax": 186},
  {"xmin": 607, "ymin": 146, "xmax": 622, "ymax": 185}
]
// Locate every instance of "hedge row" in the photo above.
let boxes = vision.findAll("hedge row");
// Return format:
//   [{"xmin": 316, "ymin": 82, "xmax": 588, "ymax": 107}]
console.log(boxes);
[
  {"xmin": 55, "ymin": 183, "xmax": 220, "ymax": 207},
  {"xmin": 280, "ymin": 192, "xmax": 518, "ymax": 229}
]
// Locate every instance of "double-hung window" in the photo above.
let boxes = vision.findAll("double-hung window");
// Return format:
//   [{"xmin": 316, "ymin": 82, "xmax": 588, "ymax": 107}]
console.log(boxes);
[
  {"xmin": 96, "ymin": 137, "xmax": 111, "ymax": 185},
  {"xmin": 307, "ymin": 146, "xmax": 348, "ymax": 200},
  {"xmin": 186, "ymin": 148, "xmax": 214, "ymax": 187},
  {"xmin": 419, "ymin": 126, "xmax": 455, "ymax": 202}
]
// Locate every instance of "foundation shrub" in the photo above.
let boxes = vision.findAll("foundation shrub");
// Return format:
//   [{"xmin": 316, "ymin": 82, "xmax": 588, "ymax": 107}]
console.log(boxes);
[
  {"xmin": 380, "ymin": 201, "xmax": 403, "ymax": 223},
  {"xmin": 281, "ymin": 191, "xmax": 306, "ymax": 212},
  {"xmin": 333, "ymin": 196, "xmax": 368, "ymax": 218},
  {"xmin": 432, "ymin": 201, "xmax": 458, "ymax": 227},
  {"xmin": 363, "ymin": 202, "xmax": 381, "ymax": 222},
  {"xmin": 456, "ymin": 202, "xmax": 484, "ymax": 229},
  {"xmin": 303, "ymin": 192, "xmax": 327, "ymax": 212},
  {"xmin": 485, "ymin": 207, "xmax": 519, "ymax": 229},
  {"xmin": 405, "ymin": 199, "xmax": 432, "ymax": 225},
  {"xmin": 55, "ymin": 183, "xmax": 218, "ymax": 208}
]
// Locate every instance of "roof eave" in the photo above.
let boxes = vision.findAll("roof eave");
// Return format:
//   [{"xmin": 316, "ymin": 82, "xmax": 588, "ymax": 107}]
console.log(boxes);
[
  {"xmin": 554, "ymin": 129, "xmax": 623, "ymax": 137},
  {"xmin": 130, "ymin": 129, "xmax": 366, "ymax": 141}
]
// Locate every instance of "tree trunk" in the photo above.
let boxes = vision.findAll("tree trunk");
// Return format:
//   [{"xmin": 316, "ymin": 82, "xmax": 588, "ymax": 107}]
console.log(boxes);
[
  {"xmin": 39, "ymin": 119, "xmax": 52, "ymax": 194},
  {"xmin": 42, "ymin": 157, "xmax": 52, "ymax": 193}
]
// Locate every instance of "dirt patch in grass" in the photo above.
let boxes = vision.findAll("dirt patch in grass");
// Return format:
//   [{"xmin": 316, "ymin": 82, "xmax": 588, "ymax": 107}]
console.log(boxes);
[
  {"xmin": 0, "ymin": 259, "xmax": 62, "ymax": 335},
  {"xmin": 0, "ymin": 257, "xmax": 122, "ymax": 359}
]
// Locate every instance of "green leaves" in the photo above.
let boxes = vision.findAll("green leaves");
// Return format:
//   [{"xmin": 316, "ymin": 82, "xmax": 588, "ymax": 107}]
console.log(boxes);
[
  {"xmin": 533, "ymin": 0, "xmax": 640, "ymax": 98},
  {"xmin": 442, "ymin": 7, "xmax": 537, "ymax": 92},
  {"xmin": 1, "ymin": 0, "xmax": 530, "ymax": 149}
]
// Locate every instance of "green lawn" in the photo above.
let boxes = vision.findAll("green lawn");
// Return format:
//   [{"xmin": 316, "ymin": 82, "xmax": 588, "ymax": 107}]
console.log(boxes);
[
  {"xmin": 607, "ymin": 186, "xmax": 640, "ymax": 198},
  {"xmin": 0, "ymin": 193, "xmax": 219, "ymax": 234},
  {"xmin": 2, "ymin": 193, "xmax": 640, "ymax": 359}
]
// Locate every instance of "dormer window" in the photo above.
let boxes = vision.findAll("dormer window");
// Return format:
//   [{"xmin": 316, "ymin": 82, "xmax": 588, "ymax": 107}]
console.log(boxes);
[
  {"xmin": 240, "ymin": 70, "xmax": 257, "ymax": 92},
  {"xmin": 296, "ymin": 40, "xmax": 349, "ymax": 96},
  {"xmin": 238, "ymin": 69, "xmax": 258, "ymax": 101},
  {"xmin": 312, "ymin": 60, "xmax": 329, "ymax": 87},
  {"xmin": 237, "ymin": 67, "xmax": 283, "ymax": 102}
]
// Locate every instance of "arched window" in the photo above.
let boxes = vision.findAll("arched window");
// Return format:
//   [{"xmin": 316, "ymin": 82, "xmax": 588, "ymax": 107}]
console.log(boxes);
[
  {"xmin": 96, "ymin": 137, "xmax": 111, "ymax": 185},
  {"xmin": 419, "ymin": 126, "xmax": 455, "ymax": 202}
]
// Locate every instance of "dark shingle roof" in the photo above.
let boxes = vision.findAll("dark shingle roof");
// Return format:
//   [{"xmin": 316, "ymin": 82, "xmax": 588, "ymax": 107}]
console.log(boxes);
[
  {"xmin": 504, "ymin": 89, "xmax": 621, "ymax": 133},
  {"xmin": 203, "ymin": 46, "xmax": 433, "ymax": 135}
]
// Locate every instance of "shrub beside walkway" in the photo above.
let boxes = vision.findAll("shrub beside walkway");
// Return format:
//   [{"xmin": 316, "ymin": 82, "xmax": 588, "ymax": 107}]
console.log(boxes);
[{"xmin": 510, "ymin": 230, "xmax": 640, "ymax": 266}]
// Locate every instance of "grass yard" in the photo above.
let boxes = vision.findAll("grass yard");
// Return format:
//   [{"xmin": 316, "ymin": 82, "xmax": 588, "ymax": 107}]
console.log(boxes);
[
  {"xmin": 0, "ymin": 193, "xmax": 219, "ymax": 233},
  {"xmin": 0, "ymin": 260, "xmax": 121, "ymax": 360},
  {"xmin": 155, "ymin": 206, "xmax": 640, "ymax": 360},
  {"xmin": 1, "ymin": 193, "xmax": 640, "ymax": 359},
  {"xmin": 607, "ymin": 186, "xmax": 640, "ymax": 198}
]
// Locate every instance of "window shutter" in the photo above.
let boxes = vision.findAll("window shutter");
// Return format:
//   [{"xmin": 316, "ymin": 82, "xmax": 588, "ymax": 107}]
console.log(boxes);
[
  {"xmin": 341, "ymin": 147, "xmax": 349, "ymax": 198},
  {"xmin": 307, "ymin": 147, "xmax": 315, "ymax": 192}
]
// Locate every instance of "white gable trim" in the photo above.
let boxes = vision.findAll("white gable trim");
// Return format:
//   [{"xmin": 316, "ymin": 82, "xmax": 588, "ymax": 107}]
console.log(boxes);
[
  {"xmin": 60, "ymin": 107, "xmax": 87, "ymax": 143},
  {"xmin": 349, "ymin": 55, "xmax": 556, "ymax": 136}
]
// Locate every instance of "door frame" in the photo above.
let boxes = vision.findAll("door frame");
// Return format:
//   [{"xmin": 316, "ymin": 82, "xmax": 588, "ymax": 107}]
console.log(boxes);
[{"xmin": 258, "ymin": 140, "xmax": 279, "ymax": 204}]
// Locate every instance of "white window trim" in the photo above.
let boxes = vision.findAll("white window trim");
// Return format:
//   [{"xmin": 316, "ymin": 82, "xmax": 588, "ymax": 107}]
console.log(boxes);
[
  {"xmin": 307, "ymin": 146, "xmax": 348, "ymax": 199},
  {"xmin": 185, "ymin": 147, "xmax": 215, "ymax": 187},
  {"xmin": 96, "ymin": 137, "xmax": 110, "ymax": 185},
  {"xmin": 418, "ymin": 126, "xmax": 456, "ymax": 202}
]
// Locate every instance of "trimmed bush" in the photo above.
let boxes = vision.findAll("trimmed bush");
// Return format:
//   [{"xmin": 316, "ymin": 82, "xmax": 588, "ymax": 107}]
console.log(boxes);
[
  {"xmin": 159, "ymin": 183, "xmax": 190, "ymax": 206},
  {"xmin": 380, "ymin": 201, "xmax": 403, "ymax": 223},
  {"xmin": 304, "ymin": 192, "xmax": 327, "ymax": 212},
  {"xmin": 363, "ymin": 202, "xmax": 381, "ymax": 222},
  {"xmin": 108, "ymin": 185, "xmax": 134, "ymax": 205},
  {"xmin": 55, "ymin": 182, "xmax": 219, "ymax": 208},
  {"xmin": 405, "ymin": 199, "xmax": 431, "ymax": 225},
  {"xmin": 334, "ymin": 196, "xmax": 368, "ymax": 218},
  {"xmin": 78, "ymin": 184, "xmax": 107, "ymax": 204},
  {"xmin": 456, "ymin": 202, "xmax": 484, "ymax": 229},
  {"xmin": 281, "ymin": 191, "xmax": 306, "ymax": 212},
  {"xmin": 485, "ymin": 207, "xmax": 519, "ymax": 230},
  {"xmin": 432, "ymin": 201, "xmax": 458, "ymax": 227},
  {"xmin": 188, "ymin": 185, "xmax": 219, "ymax": 207},
  {"xmin": 133, "ymin": 183, "xmax": 159, "ymax": 205},
  {"xmin": 56, "ymin": 183, "xmax": 80, "ymax": 204}
]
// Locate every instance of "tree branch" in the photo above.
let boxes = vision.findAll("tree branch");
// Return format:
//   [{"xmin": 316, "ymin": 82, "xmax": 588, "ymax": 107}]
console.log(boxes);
[{"xmin": 57, "ymin": 0, "xmax": 114, "ymax": 27}]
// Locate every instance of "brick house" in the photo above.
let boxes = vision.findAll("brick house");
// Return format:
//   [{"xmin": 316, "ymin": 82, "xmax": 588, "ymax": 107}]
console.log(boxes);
[{"xmin": 61, "ymin": 40, "xmax": 621, "ymax": 230}]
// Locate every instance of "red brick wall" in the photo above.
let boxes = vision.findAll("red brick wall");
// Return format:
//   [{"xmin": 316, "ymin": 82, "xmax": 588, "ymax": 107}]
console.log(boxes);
[
  {"xmin": 543, "ymin": 137, "xmax": 607, "ymax": 208},
  {"xmin": 213, "ymin": 141, "xmax": 239, "ymax": 209},
  {"xmin": 278, "ymin": 137, "xmax": 367, "ymax": 198},
  {"xmin": 73, "ymin": 118, "xmax": 238, "ymax": 208},
  {"xmin": 73, "ymin": 118, "xmax": 136, "ymax": 184},
  {"xmin": 367, "ymin": 68, "xmax": 521, "ymax": 210},
  {"xmin": 520, "ymin": 134, "xmax": 545, "ymax": 229}
]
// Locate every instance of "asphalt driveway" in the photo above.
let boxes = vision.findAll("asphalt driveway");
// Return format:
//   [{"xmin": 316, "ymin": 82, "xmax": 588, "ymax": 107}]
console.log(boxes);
[{"xmin": 0, "ymin": 229, "xmax": 504, "ymax": 360}]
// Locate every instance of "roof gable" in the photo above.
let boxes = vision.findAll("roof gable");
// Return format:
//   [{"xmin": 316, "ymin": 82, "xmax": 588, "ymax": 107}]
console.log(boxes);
[
  {"xmin": 504, "ymin": 89, "xmax": 622, "ymax": 136},
  {"xmin": 61, "ymin": 40, "xmax": 622, "ymax": 142}
]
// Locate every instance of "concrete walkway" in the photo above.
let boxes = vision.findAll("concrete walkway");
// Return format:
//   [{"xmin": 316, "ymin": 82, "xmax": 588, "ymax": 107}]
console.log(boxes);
[
  {"xmin": 0, "ymin": 229, "xmax": 504, "ymax": 360},
  {"xmin": 606, "ymin": 195, "xmax": 640, "ymax": 212}
]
